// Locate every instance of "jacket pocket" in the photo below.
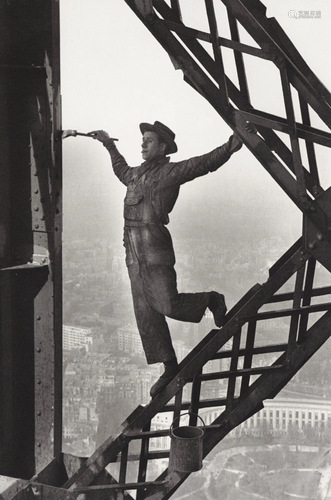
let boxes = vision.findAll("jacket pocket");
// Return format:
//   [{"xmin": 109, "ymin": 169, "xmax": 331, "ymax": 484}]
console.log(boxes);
[{"xmin": 124, "ymin": 194, "xmax": 144, "ymax": 220}]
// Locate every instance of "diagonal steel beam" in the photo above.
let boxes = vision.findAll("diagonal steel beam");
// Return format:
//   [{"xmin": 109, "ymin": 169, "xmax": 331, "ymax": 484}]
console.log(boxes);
[
  {"xmin": 221, "ymin": 0, "xmax": 331, "ymax": 128},
  {"xmin": 125, "ymin": 0, "xmax": 331, "ymax": 254},
  {"xmin": 152, "ymin": 0, "xmax": 326, "ymax": 200},
  {"xmin": 227, "ymin": 8, "xmax": 250, "ymax": 101},
  {"xmin": 62, "ymin": 238, "xmax": 310, "ymax": 490},
  {"xmin": 279, "ymin": 60, "xmax": 307, "ymax": 204},
  {"xmin": 205, "ymin": 0, "xmax": 229, "ymax": 108},
  {"xmin": 141, "ymin": 309, "xmax": 331, "ymax": 499}
]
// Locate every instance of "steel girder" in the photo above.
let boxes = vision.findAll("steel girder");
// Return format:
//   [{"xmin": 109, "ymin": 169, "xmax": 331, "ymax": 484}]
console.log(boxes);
[
  {"xmin": 17, "ymin": 241, "xmax": 329, "ymax": 499},
  {"xmin": 38, "ymin": 0, "xmax": 330, "ymax": 498},
  {"xmin": 0, "ymin": 0, "xmax": 62, "ymax": 478},
  {"xmin": 4, "ymin": 1, "xmax": 331, "ymax": 499}
]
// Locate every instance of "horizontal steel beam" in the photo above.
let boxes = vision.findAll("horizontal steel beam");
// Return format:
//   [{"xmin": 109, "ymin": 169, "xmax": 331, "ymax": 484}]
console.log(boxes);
[
  {"xmin": 267, "ymin": 285, "xmax": 331, "ymax": 303},
  {"xmin": 239, "ymin": 109, "xmax": 331, "ymax": 147},
  {"xmin": 212, "ymin": 343, "xmax": 288, "ymax": 360},
  {"xmin": 73, "ymin": 480, "xmax": 166, "ymax": 493},
  {"xmin": 222, "ymin": 0, "xmax": 331, "ymax": 128},
  {"xmin": 197, "ymin": 364, "xmax": 285, "ymax": 381},
  {"xmin": 142, "ymin": 310, "xmax": 331, "ymax": 499},
  {"xmin": 242, "ymin": 301, "xmax": 331, "ymax": 322},
  {"xmin": 164, "ymin": 20, "xmax": 271, "ymax": 59}
]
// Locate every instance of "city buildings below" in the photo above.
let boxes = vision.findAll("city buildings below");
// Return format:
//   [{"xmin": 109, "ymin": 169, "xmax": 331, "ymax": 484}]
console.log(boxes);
[
  {"xmin": 200, "ymin": 397, "xmax": 331, "ymax": 437},
  {"xmin": 62, "ymin": 235, "xmax": 331, "ymax": 460},
  {"xmin": 117, "ymin": 324, "xmax": 144, "ymax": 357},
  {"xmin": 63, "ymin": 325, "xmax": 93, "ymax": 352}
]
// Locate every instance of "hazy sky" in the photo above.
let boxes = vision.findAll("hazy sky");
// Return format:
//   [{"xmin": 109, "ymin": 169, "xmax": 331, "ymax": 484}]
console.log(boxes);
[{"xmin": 59, "ymin": 0, "xmax": 331, "ymax": 248}]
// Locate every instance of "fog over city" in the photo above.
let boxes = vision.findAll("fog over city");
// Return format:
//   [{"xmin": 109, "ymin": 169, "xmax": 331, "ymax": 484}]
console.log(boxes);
[{"xmin": 61, "ymin": 0, "xmax": 331, "ymax": 245}]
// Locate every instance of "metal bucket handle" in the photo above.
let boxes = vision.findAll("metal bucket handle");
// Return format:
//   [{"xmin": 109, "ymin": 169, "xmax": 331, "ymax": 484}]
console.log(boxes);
[{"xmin": 170, "ymin": 412, "xmax": 205, "ymax": 435}]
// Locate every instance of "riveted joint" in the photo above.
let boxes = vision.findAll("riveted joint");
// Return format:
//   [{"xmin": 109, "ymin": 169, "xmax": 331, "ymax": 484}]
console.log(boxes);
[
  {"xmin": 176, "ymin": 377, "xmax": 183, "ymax": 387},
  {"xmin": 235, "ymin": 317, "xmax": 244, "ymax": 329},
  {"xmin": 300, "ymin": 195, "xmax": 312, "ymax": 213},
  {"xmin": 284, "ymin": 359, "xmax": 293, "ymax": 372},
  {"xmin": 146, "ymin": 13, "xmax": 156, "ymax": 24},
  {"xmin": 312, "ymin": 185, "xmax": 320, "ymax": 197},
  {"xmin": 223, "ymin": 419, "xmax": 231, "ymax": 431},
  {"xmin": 30, "ymin": 484, "xmax": 41, "ymax": 496}
]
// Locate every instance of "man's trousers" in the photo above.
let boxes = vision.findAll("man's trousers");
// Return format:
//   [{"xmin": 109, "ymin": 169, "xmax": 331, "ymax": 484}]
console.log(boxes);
[{"xmin": 128, "ymin": 259, "xmax": 210, "ymax": 364}]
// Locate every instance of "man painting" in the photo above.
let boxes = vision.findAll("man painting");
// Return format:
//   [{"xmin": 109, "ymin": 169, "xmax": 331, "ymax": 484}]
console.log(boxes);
[{"xmin": 91, "ymin": 121, "xmax": 244, "ymax": 397}]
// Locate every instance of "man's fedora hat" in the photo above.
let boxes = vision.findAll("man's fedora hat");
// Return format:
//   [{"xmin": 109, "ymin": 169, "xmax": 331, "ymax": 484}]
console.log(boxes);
[{"xmin": 139, "ymin": 121, "xmax": 178, "ymax": 154}]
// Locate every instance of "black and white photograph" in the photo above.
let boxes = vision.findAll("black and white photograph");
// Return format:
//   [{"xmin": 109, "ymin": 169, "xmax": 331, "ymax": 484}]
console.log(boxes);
[{"xmin": 1, "ymin": 1, "xmax": 331, "ymax": 499}]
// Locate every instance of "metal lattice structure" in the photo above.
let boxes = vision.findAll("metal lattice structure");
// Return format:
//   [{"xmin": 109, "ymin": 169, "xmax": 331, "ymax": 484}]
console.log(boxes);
[
  {"xmin": 0, "ymin": 0, "xmax": 62, "ymax": 480},
  {"xmin": 1, "ymin": 1, "xmax": 331, "ymax": 499}
]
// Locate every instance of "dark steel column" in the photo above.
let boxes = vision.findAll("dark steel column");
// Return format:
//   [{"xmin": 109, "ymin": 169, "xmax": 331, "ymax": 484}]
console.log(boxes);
[{"xmin": 0, "ymin": 0, "xmax": 62, "ymax": 478}]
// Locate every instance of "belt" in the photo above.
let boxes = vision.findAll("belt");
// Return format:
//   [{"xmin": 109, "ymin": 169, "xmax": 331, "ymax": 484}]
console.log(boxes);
[{"xmin": 124, "ymin": 220, "xmax": 161, "ymax": 227}]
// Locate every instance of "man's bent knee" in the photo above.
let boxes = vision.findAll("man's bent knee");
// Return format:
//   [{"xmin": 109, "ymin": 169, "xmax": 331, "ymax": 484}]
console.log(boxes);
[{"xmin": 150, "ymin": 297, "xmax": 174, "ymax": 317}]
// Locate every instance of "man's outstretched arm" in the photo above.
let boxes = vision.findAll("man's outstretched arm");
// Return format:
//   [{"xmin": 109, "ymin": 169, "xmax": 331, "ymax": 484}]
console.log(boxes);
[
  {"xmin": 160, "ymin": 123, "xmax": 256, "ymax": 186},
  {"xmin": 89, "ymin": 129, "xmax": 133, "ymax": 186},
  {"xmin": 160, "ymin": 134, "xmax": 240, "ymax": 186}
]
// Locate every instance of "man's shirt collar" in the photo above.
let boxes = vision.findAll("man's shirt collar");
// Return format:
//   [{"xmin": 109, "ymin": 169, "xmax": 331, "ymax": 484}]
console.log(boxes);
[{"xmin": 141, "ymin": 155, "xmax": 170, "ymax": 167}]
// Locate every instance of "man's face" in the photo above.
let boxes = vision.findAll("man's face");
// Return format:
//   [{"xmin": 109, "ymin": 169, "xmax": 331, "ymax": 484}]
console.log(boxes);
[{"xmin": 141, "ymin": 131, "xmax": 166, "ymax": 161}]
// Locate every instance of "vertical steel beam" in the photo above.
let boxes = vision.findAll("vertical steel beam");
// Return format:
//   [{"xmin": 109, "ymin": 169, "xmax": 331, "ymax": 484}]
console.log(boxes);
[
  {"xmin": 227, "ymin": 9, "xmax": 250, "ymax": 102},
  {"xmin": 0, "ymin": 0, "xmax": 62, "ymax": 478},
  {"xmin": 170, "ymin": 0, "xmax": 182, "ymax": 21},
  {"xmin": 279, "ymin": 61, "xmax": 308, "ymax": 207},
  {"xmin": 205, "ymin": 0, "xmax": 229, "ymax": 109},
  {"xmin": 287, "ymin": 263, "xmax": 305, "ymax": 352},
  {"xmin": 189, "ymin": 368, "xmax": 203, "ymax": 425},
  {"xmin": 240, "ymin": 320, "xmax": 257, "ymax": 395},
  {"xmin": 226, "ymin": 328, "xmax": 241, "ymax": 411},
  {"xmin": 136, "ymin": 421, "xmax": 151, "ymax": 500},
  {"xmin": 119, "ymin": 444, "xmax": 129, "ymax": 485},
  {"xmin": 134, "ymin": 0, "xmax": 153, "ymax": 17},
  {"xmin": 299, "ymin": 96, "xmax": 319, "ymax": 187},
  {"xmin": 298, "ymin": 258, "xmax": 316, "ymax": 344}
]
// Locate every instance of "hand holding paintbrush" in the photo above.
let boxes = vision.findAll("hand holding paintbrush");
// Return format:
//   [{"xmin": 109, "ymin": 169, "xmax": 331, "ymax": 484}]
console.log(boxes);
[{"xmin": 62, "ymin": 129, "xmax": 118, "ymax": 142}]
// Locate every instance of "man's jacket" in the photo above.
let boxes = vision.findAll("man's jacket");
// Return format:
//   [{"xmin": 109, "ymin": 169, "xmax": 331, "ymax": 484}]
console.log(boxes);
[{"xmin": 104, "ymin": 138, "xmax": 235, "ymax": 267}]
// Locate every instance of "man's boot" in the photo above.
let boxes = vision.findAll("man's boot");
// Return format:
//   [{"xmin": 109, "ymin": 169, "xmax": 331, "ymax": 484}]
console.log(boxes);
[
  {"xmin": 208, "ymin": 291, "xmax": 227, "ymax": 327},
  {"xmin": 150, "ymin": 359, "xmax": 179, "ymax": 399}
]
